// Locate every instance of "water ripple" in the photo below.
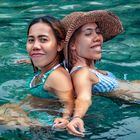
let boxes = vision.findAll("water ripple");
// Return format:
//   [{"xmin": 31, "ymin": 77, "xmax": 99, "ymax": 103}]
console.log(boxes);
[
  {"xmin": 60, "ymin": 4, "xmax": 81, "ymax": 10},
  {"xmin": 87, "ymin": 2, "xmax": 103, "ymax": 5},
  {"xmin": 0, "ymin": 80, "xmax": 26, "ymax": 103}
]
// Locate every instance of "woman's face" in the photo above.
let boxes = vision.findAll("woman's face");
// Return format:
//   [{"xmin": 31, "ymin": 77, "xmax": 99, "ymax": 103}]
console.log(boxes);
[
  {"xmin": 26, "ymin": 22, "xmax": 61, "ymax": 69},
  {"xmin": 73, "ymin": 23, "xmax": 103, "ymax": 61}
]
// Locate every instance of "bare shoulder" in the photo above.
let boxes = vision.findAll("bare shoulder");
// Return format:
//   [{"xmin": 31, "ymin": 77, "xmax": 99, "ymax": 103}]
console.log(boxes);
[
  {"xmin": 71, "ymin": 67, "xmax": 91, "ymax": 84},
  {"xmin": 45, "ymin": 66, "xmax": 72, "ymax": 91},
  {"xmin": 71, "ymin": 67, "xmax": 98, "ymax": 84},
  {"xmin": 71, "ymin": 67, "xmax": 93, "ymax": 96},
  {"xmin": 53, "ymin": 66, "xmax": 71, "ymax": 80}
]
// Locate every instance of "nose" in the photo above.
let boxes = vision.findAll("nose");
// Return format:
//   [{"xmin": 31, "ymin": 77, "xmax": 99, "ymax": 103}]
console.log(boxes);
[
  {"xmin": 93, "ymin": 33, "xmax": 102, "ymax": 42},
  {"xmin": 32, "ymin": 40, "xmax": 41, "ymax": 50}
]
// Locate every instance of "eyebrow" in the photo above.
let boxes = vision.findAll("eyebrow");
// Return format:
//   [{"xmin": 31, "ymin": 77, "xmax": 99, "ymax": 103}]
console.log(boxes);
[
  {"xmin": 28, "ymin": 35, "xmax": 49, "ymax": 38},
  {"xmin": 82, "ymin": 27, "xmax": 98, "ymax": 32}
]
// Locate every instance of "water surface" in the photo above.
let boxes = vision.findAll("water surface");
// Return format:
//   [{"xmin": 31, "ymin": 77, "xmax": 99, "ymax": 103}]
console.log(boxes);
[{"xmin": 0, "ymin": 0, "xmax": 140, "ymax": 139}]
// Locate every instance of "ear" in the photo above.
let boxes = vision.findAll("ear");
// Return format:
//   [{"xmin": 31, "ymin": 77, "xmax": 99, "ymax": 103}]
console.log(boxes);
[
  {"xmin": 57, "ymin": 41, "xmax": 64, "ymax": 52},
  {"xmin": 71, "ymin": 43, "xmax": 76, "ymax": 50}
]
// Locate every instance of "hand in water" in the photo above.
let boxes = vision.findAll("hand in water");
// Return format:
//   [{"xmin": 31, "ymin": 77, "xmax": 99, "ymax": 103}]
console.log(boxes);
[
  {"xmin": 53, "ymin": 118, "xmax": 69, "ymax": 129},
  {"xmin": 67, "ymin": 117, "xmax": 85, "ymax": 137},
  {"xmin": 16, "ymin": 59, "xmax": 31, "ymax": 64}
]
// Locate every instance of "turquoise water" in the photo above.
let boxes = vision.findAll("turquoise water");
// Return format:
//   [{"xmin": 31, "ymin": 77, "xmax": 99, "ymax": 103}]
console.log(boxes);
[{"xmin": 0, "ymin": 0, "xmax": 140, "ymax": 139}]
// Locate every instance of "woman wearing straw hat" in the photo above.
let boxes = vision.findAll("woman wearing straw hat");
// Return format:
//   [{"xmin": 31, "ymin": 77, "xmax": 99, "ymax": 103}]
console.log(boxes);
[{"xmin": 60, "ymin": 10, "xmax": 140, "ymax": 136}]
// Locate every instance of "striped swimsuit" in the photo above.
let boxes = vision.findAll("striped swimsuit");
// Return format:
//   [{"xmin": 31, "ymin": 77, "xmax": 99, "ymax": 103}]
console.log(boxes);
[{"xmin": 70, "ymin": 66, "xmax": 118, "ymax": 93}]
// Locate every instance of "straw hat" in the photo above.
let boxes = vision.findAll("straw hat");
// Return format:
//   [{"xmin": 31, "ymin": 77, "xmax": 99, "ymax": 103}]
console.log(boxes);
[{"xmin": 61, "ymin": 10, "xmax": 124, "ymax": 67}]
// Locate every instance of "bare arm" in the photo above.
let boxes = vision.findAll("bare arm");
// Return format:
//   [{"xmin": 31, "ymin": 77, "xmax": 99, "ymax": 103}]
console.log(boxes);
[
  {"xmin": 66, "ymin": 68, "xmax": 92, "ymax": 136},
  {"xmin": 103, "ymin": 80, "xmax": 140, "ymax": 102},
  {"xmin": 72, "ymin": 68, "xmax": 92, "ymax": 118}
]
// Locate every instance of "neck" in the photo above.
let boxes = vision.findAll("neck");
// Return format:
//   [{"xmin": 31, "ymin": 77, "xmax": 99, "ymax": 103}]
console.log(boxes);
[
  {"xmin": 73, "ymin": 56, "xmax": 95, "ymax": 69},
  {"xmin": 40, "ymin": 55, "xmax": 60, "ymax": 74}
]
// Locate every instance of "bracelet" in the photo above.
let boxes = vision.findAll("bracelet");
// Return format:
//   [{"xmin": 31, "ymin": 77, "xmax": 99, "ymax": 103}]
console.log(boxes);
[{"xmin": 72, "ymin": 116, "xmax": 82, "ymax": 120}]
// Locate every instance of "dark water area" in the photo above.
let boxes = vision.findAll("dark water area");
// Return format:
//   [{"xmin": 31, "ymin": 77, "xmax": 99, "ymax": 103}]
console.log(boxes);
[{"xmin": 0, "ymin": 0, "xmax": 140, "ymax": 139}]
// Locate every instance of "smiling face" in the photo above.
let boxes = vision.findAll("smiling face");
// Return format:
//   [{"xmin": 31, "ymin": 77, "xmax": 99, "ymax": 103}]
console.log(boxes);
[
  {"xmin": 72, "ymin": 23, "xmax": 103, "ymax": 62},
  {"xmin": 26, "ymin": 22, "xmax": 61, "ymax": 70}
]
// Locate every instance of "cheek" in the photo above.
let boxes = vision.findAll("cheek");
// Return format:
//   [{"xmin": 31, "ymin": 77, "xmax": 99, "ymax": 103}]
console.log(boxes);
[
  {"xmin": 75, "ymin": 40, "xmax": 89, "ymax": 55},
  {"xmin": 76, "ymin": 46, "xmax": 87, "ymax": 57},
  {"xmin": 26, "ymin": 44, "xmax": 31, "ymax": 53},
  {"xmin": 43, "ymin": 45, "xmax": 57, "ymax": 54},
  {"xmin": 44, "ymin": 41, "xmax": 58, "ymax": 51}
]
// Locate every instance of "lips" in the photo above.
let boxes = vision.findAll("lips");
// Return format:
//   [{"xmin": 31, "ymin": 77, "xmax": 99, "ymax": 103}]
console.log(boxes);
[
  {"xmin": 90, "ymin": 44, "xmax": 101, "ymax": 52},
  {"xmin": 30, "ymin": 52, "xmax": 45, "ymax": 58}
]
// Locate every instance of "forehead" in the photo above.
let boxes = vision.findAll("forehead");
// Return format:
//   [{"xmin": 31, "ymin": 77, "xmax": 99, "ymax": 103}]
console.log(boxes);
[
  {"xmin": 81, "ymin": 23, "xmax": 98, "ymax": 30},
  {"xmin": 28, "ymin": 22, "xmax": 53, "ymax": 35}
]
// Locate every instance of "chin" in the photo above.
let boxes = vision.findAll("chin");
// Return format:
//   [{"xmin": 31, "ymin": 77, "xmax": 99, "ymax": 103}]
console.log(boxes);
[
  {"xmin": 33, "ymin": 62, "xmax": 43, "ymax": 68},
  {"xmin": 92, "ymin": 56, "xmax": 101, "ymax": 60}
]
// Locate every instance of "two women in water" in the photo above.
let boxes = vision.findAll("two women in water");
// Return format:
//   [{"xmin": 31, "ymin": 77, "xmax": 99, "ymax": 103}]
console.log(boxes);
[{"xmin": 16, "ymin": 10, "xmax": 140, "ymax": 137}]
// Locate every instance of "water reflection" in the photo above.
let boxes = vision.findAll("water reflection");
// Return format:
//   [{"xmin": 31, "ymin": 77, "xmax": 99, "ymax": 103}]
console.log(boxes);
[{"xmin": 0, "ymin": 0, "xmax": 140, "ymax": 139}]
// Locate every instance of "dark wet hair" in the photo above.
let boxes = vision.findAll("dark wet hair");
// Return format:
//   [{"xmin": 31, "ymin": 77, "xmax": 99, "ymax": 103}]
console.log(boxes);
[
  {"xmin": 67, "ymin": 28, "xmax": 80, "ymax": 71},
  {"xmin": 27, "ymin": 15, "xmax": 66, "ymax": 73}
]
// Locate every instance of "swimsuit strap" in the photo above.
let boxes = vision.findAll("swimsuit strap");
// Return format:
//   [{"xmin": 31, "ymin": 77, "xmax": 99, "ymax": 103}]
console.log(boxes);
[
  {"xmin": 42, "ymin": 63, "xmax": 62, "ymax": 82},
  {"xmin": 90, "ymin": 69, "xmax": 101, "ymax": 76},
  {"xmin": 70, "ymin": 66, "xmax": 83, "ymax": 74},
  {"xmin": 70, "ymin": 65, "xmax": 98, "ymax": 74},
  {"xmin": 53, "ymin": 63, "xmax": 61, "ymax": 70},
  {"xmin": 30, "ymin": 63, "xmax": 62, "ymax": 87}
]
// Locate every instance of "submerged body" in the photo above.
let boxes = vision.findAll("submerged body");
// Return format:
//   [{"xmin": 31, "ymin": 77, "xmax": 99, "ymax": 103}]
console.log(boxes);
[
  {"xmin": 0, "ymin": 104, "xmax": 37, "ymax": 127},
  {"xmin": 106, "ymin": 80, "xmax": 140, "ymax": 102}
]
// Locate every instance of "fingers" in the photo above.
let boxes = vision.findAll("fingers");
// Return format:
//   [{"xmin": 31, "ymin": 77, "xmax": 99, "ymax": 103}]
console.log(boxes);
[
  {"xmin": 53, "ymin": 118, "xmax": 85, "ymax": 137},
  {"xmin": 54, "ymin": 118, "xmax": 60, "ymax": 124},
  {"xmin": 67, "ymin": 125, "xmax": 85, "ymax": 137},
  {"xmin": 53, "ymin": 122, "xmax": 66, "ymax": 129},
  {"xmin": 77, "ymin": 120, "xmax": 85, "ymax": 133},
  {"xmin": 67, "ymin": 121, "xmax": 85, "ymax": 137},
  {"xmin": 53, "ymin": 118, "xmax": 69, "ymax": 129}
]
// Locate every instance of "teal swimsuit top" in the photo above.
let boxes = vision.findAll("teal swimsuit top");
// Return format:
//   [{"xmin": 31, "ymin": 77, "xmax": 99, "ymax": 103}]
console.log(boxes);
[{"xmin": 26, "ymin": 64, "xmax": 61, "ymax": 99}]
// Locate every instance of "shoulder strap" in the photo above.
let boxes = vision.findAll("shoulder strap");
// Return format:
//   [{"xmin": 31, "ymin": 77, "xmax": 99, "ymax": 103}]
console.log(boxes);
[
  {"xmin": 70, "ymin": 66, "xmax": 83, "ymax": 74},
  {"xmin": 42, "ymin": 63, "xmax": 61, "ymax": 82}
]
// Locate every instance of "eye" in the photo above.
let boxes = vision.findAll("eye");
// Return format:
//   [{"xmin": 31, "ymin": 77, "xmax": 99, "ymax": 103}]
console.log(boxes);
[
  {"xmin": 27, "ymin": 38, "xmax": 34, "ymax": 44},
  {"xmin": 84, "ymin": 30, "xmax": 92, "ymax": 36},
  {"xmin": 39, "ymin": 37, "xmax": 48, "ymax": 43}
]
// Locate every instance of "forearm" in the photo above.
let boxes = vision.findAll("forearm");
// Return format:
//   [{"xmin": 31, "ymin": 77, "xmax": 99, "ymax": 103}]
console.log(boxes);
[
  {"xmin": 73, "ymin": 98, "xmax": 92, "ymax": 118},
  {"xmin": 62, "ymin": 99, "xmax": 75, "ymax": 119}
]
